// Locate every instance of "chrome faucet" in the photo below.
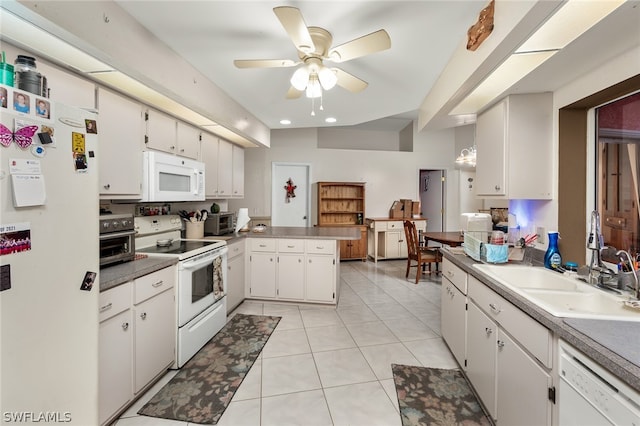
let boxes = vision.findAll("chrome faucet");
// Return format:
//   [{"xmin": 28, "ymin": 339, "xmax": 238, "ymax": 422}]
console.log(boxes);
[
  {"xmin": 586, "ymin": 211, "xmax": 618, "ymax": 287},
  {"xmin": 616, "ymin": 249, "xmax": 640, "ymax": 300}
]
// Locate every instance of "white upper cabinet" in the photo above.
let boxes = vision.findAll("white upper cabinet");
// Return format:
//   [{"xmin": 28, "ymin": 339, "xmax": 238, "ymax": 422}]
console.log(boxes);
[
  {"xmin": 232, "ymin": 144, "xmax": 244, "ymax": 197},
  {"xmin": 175, "ymin": 122, "xmax": 200, "ymax": 160},
  {"xmin": 97, "ymin": 88, "xmax": 143, "ymax": 198},
  {"xmin": 475, "ymin": 93, "xmax": 553, "ymax": 199},
  {"xmin": 201, "ymin": 133, "xmax": 244, "ymax": 199},
  {"xmin": 145, "ymin": 109, "xmax": 177, "ymax": 154}
]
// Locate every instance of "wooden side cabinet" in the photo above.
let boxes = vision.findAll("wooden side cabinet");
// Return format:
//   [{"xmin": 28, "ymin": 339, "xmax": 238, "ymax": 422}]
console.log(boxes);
[{"xmin": 339, "ymin": 226, "xmax": 367, "ymax": 261}]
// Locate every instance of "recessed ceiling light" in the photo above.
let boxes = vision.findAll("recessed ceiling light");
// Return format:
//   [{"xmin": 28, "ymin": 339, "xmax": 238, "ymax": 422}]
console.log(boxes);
[
  {"xmin": 280, "ymin": 119, "xmax": 291, "ymax": 125},
  {"xmin": 325, "ymin": 117, "xmax": 337, "ymax": 123}
]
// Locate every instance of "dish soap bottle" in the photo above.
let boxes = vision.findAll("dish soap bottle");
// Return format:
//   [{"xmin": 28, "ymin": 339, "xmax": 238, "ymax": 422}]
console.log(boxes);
[{"xmin": 544, "ymin": 232, "xmax": 562, "ymax": 270}]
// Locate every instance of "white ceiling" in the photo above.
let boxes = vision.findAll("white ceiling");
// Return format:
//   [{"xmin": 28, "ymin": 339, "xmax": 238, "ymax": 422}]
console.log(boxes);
[{"xmin": 114, "ymin": 1, "xmax": 488, "ymax": 131}]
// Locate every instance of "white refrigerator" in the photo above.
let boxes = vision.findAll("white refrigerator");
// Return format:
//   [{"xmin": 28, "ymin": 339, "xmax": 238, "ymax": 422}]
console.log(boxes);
[{"xmin": 0, "ymin": 86, "xmax": 99, "ymax": 425}]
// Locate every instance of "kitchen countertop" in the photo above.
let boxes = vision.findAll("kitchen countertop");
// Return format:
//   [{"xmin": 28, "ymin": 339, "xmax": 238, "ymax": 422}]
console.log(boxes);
[
  {"xmin": 208, "ymin": 226, "xmax": 361, "ymax": 241},
  {"xmin": 442, "ymin": 249, "xmax": 640, "ymax": 393},
  {"xmin": 100, "ymin": 256, "xmax": 178, "ymax": 292}
]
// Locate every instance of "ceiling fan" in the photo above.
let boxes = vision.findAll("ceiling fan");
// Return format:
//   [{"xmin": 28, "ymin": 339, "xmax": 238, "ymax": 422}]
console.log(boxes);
[{"xmin": 234, "ymin": 6, "xmax": 391, "ymax": 100}]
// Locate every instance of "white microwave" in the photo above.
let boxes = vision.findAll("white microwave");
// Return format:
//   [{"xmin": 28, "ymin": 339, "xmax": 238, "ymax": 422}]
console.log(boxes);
[{"xmin": 141, "ymin": 151, "xmax": 205, "ymax": 202}]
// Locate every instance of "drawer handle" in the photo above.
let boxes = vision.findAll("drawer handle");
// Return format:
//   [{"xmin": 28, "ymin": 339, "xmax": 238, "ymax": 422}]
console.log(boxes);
[
  {"xmin": 122, "ymin": 322, "xmax": 129, "ymax": 331},
  {"xmin": 485, "ymin": 327, "xmax": 493, "ymax": 335},
  {"xmin": 259, "ymin": 244, "xmax": 267, "ymax": 248},
  {"xmin": 489, "ymin": 303, "xmax": 502, "ymax": 314},
  {"xmin": 99, "ymin": 302, "xmax": 113, "ymax": 313},
  {"xmin": 316, "ymin": 246, "xmax": 324, "ymax": 250},
  {"xmin": 497, "ymin": 340, "xmax": 505, "ymax": 348},
  {"xmin": 287, "ymin": 245, "xmax": 295, "ymax": 248},
  {"xmin": 446, "ymin": 270, "xmax": 454, "ymax": 278},
  {"xmin": 152, "ymin": 280, "xmax": 164, "ymax": 288},
  {"xmin": 140, "ymin": 312, "xmax": 147, "ymax": 320}
]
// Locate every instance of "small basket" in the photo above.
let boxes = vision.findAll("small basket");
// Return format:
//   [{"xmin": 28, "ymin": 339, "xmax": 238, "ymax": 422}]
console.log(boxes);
[{"xmin": 463, "ymin": 232, "xmax": 508, "ymax": 264}]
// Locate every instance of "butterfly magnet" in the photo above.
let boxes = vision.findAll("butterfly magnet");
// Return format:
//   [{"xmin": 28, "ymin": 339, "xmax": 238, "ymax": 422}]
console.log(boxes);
[{"xmin": 0, "ymin": 123, "xmax": 38, "ymax": 149}]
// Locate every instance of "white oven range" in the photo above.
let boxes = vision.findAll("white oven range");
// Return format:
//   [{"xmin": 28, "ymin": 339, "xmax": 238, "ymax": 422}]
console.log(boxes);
[{"xmin": 135, "ymin": 215, "xmax": 228, "ymax": 368}]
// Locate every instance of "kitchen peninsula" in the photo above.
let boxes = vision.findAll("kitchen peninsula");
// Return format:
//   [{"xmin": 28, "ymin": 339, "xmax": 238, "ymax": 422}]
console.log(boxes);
[{"xmin": 240, "ymin": 226, "xmax": 360, "ymax": 306}]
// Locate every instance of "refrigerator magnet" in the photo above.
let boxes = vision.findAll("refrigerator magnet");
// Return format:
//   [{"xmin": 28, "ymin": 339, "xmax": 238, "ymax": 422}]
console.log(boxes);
[
  {"xmin": 31, "ymin": 145, "xmax": 45, "ymax": 157},
  {"xmin": 80, "ymin": 271, "xmax": 96, "ymax": 291}
]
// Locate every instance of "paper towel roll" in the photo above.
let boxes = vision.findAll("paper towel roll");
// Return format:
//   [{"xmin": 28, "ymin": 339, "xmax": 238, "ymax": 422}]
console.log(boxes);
[{"xmin": 235, "ymin": 208, "xmax": 251, "ymax": 232}]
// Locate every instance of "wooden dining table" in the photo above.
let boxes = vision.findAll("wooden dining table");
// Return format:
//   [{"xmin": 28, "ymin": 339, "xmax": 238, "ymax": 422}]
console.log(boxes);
[{"xmin": 421, "ymin": 231, "xmax": 465, "ymax": 247}]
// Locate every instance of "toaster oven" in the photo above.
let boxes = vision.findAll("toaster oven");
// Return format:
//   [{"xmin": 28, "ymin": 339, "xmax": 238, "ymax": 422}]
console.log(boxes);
[{"xmin": 204, "ymin": 212, "xmax": 235, "ymax": 236}]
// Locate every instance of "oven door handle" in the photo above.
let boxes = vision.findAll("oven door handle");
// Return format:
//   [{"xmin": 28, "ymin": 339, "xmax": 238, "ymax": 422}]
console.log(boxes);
[
  {"xmin": 181, "ymin": 254, "xmax": 215, "ymax": 270},
  {"xmin": 99, "ymin": 230, "xmax": 136, "ymax": 240}
]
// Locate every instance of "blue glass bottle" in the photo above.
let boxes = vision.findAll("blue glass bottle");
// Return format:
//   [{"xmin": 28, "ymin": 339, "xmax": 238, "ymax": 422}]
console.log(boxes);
[{"xmin": 544, "ymin": 232, "xmax": 562, "ymax": 270}]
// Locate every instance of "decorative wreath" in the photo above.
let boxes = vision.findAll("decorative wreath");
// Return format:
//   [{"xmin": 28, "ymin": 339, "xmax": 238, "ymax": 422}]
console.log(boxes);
[{"xmin": 284, "ymin": 178, "xmax": 297, "ymax": 203}]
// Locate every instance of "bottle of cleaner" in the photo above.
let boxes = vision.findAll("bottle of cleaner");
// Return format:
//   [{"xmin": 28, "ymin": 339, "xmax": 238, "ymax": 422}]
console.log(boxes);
[{"xmin": 544, "ymin": 232, "xmax": 562, "ymax": 270}]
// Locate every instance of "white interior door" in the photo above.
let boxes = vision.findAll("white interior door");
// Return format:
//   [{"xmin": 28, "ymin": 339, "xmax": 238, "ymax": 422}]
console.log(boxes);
[{"xmin": 272, "ymin": 163, "xmax": 311, "ymax": 227}]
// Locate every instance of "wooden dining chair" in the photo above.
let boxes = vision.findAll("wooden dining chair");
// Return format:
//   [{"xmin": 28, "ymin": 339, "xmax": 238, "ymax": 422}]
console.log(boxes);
[{"xmin": 403, "ymin": 220, "xmax": 442, "ymax": 284}]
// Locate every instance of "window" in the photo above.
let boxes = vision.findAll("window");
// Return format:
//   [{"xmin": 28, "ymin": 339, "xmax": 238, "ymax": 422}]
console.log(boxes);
[{"xmin": 596, "ymin": 91, "xmax": 640, "ymax": 254}]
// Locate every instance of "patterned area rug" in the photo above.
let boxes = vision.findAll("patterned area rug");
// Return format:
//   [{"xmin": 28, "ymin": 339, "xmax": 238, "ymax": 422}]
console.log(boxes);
[
  {"xmin": 392, "ymin": 364, "xmax": 492, "ymax": 426},
  {"xmin": 138, "ymin": 313, "xmax": 280, "ymax": 424}
]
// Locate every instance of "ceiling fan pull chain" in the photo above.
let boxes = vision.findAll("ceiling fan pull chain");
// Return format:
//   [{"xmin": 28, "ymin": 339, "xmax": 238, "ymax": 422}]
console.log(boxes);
[
  {"xmin": 311, "ymin": 96, "xmax": 316, "ymax": 116},
  {"xmin": 320, "ymin": 92, "xmax": 324, "ymax": 111}
]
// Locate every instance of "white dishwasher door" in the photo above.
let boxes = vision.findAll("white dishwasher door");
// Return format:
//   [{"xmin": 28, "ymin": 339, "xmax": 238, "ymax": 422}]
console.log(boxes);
[{"xmin": 559, "ymin": 340, "xmax": 640, "ymax": 425}]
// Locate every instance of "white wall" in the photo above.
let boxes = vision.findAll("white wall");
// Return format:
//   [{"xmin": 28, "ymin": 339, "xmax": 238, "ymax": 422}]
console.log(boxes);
[
  {"xmin": 519, "ymin": 44, "xmax": 640, "ymax": 250},
  {"xmin": 230, "ymin": 122, "xmax": 461, "ymax": 229}
]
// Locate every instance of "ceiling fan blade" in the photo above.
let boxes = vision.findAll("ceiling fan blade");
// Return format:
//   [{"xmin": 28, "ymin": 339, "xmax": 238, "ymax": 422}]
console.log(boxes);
[
  {"xmin": 329, "ymin": 29, "xmax": 391, "ymax": 63},
  {"xmin": 273, "ymin": 6, "xmax": 315, "ymax": 53},
  {"xmin": 286, "ymin": 86, "xmax": 303, "ymax": 99},
  {"xmin": 234, "ymin": 59, "xmax": 298, "ymax": 68},
  {"xmin": 333, "ymin": 68, "xmax": 368, "ymax": 93}
]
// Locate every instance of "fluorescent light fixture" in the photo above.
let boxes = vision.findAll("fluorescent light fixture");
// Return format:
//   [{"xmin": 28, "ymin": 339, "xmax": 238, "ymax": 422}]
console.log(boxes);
[
  {"xmin": 451, "ymin": 0, "xmax": 625, "ymax": 116},
  {"xmin": 1, "ymin": 9, "xmax": 114, "ymax": 73}
]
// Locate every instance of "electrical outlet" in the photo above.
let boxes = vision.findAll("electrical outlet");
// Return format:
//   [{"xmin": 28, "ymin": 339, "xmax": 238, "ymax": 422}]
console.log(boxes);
[{"xmin": 536, "ymin": 227, "xmax": 546, "ymax": 244}]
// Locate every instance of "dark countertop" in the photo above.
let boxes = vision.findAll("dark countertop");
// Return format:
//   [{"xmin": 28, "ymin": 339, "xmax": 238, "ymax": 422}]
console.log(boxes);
[
  {"xmin": 208, "ymin": 226, "xmax": 361, "ymax": 241},
  {"xmin": 99, "ymin": 256, "xmax": 177, "ymax": 292},
  {"xmin": 442, "ymin": 249, "xmax": 640, "ymax": 393}
]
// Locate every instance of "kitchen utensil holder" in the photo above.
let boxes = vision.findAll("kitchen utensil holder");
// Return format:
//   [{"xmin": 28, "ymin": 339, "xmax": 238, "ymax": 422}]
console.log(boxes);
[{"xmin": 186, "ymin": 221, "xmax": 204, "ymax": 239}]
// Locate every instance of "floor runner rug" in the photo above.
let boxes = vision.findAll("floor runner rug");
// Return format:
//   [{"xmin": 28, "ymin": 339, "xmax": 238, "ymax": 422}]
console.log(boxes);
[
  {"xmin": 392, "ymin": 364, "xmax": 492, "ymax": 426},
  {"xmin": 138, "ymin": 313, "xmax": 280, "ymax": 424}
]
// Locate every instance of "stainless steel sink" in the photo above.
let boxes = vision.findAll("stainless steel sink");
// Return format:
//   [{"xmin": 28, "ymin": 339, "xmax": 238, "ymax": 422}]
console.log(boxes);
[{"xmin": 472, "ymin": 264, "xmax": 640, "ymax": 321}]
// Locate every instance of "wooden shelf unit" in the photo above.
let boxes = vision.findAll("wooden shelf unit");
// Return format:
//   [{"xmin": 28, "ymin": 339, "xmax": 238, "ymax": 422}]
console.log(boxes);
[{"xmin": 317, "ymin": 182, "xmax": 367, "ymax": 261}]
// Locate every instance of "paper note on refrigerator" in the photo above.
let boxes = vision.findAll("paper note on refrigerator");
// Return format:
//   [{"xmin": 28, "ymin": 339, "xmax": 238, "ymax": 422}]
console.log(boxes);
[{"xmin": 11, "ymin": 174, "xmax": 46, "ymax": 207}]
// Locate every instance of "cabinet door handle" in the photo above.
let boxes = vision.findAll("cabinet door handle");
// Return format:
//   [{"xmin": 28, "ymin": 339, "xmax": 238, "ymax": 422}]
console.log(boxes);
[
  {"xmin": 152, "ymin": 280, "xmax": 164, "ymax": 288},
  {"xmin": 485, "ymin": 327, "xmax": 493, "ymax": 335},
  {"xmin": 497, "ymin": 340, "xmax": 505, "ymax": 348},
  {"xmin": 495, "ymin": 185, "xmax": 501, "ymax": 191},
  {"xmin": 489, "ymin": 303, "xmax": 502, "ymax": 314},
  {"xmin": 169, "ymin": 145, "xmax": 175, "ymax": 150},
  {"xmin": 99, "ymin": 302, "xmax": 113, "ymax": 313},
  {"xmin": 122, "ymin": 322, "xmax": 129, "ymax": 331},
  {"xmin": 103, "ymin": 184, "xmax": 111, "ymax": 190},
  {"xmin": 140, "ymin": 312, "xmax": 147, "ymax": 320},
  {"xmin": 446, "ymin": 270, "xmax": 454, "ymax": 278}
]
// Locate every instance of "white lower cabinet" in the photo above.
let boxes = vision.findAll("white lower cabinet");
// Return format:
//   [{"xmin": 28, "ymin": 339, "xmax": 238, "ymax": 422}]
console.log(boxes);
[
  {"xmin": 133, "ymin": 286, "xmax": 175, "ymax": 393},
  {"xmin": 465, "ymin": 275, "xmax": 553, "ymax": 425},
  {"xmin": 466, "ymin": 301, "xmax": 498, "ymax": 418},
  {"xmin": 226, "ymin": 240, "xmax": 246, "ymax": 313},
  {"xmin": 99, "ymin": 300, "xmax": 133, "ymax": 426},
  {"xmin": 99, "ymin": 265, "xmax": 176, "ymax": 426},
  {"xmin": 441, "ymin": 278, "xmax": 467, "ymax": 368},
  {"xmin": 247, "ymin": 238, "xmax": 337, "ymax": 304}
]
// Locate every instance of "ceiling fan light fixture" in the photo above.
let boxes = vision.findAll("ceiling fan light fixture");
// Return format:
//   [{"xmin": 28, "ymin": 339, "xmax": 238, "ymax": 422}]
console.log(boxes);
[
  {"xmin": 290, "ymin": 66, "xmax": 310, "ymax": 91},
  {"xmin": 305, "ymin": 75, "xmax": 322, "ymax": 98},
  {"xmin": 318, "ymin": 66, "xmax": 337, "ymax": 90}
]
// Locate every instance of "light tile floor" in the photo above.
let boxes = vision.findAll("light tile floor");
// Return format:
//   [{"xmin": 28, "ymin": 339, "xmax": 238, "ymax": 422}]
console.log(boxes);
[{"xmin": 115, "ymin": 260, "xmax": 457, "ymax": 426}]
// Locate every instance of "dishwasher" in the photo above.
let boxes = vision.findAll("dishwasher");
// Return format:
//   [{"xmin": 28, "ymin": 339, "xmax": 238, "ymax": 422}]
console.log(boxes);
[{"xmin": 559, "ymin": 340, "xmax": 640, "ymax": 425}]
